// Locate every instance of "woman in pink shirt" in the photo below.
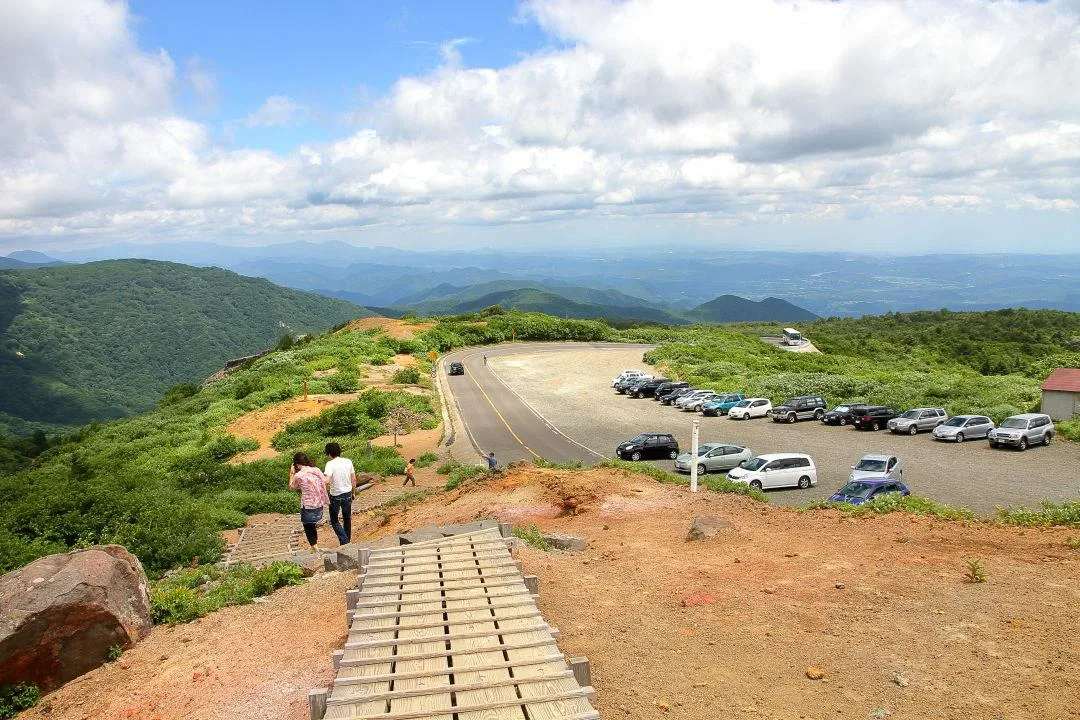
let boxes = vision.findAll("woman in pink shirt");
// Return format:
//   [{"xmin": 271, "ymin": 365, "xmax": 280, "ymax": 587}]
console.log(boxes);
[{"xmin": 288, "ymin": 452, "xmax": 330, "ymax": 552}]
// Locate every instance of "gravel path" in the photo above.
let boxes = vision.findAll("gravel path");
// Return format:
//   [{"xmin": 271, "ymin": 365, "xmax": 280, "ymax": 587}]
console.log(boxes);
[{"xmin": 490, "ymin": 347, "xmax": 1080, "ymax": 512}]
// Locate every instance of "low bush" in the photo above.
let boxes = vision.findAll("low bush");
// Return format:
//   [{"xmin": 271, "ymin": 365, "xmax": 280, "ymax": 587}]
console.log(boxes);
[
  {"xmin": 599, "ymin": 459, "xmax": 769, "ymax": 503},
  {"xmin": 441, "ymin": 461, "xmax": 486, "ymax": 491},
  {"xmin": 391, "ymin": 367, "xmax": 423, "ymax": 385},
  {"xmin": 416, "ymin": 452, "xmax": 439, "ymax": 468},
  {"xmin": 807, "ymin": 493, "xmax": 977, "ymax": 521},
  {"xmin": 150, "ymin": 562, "xmax": 305, "ymax": 625},
  {"xmin": 995, "ymin": 500, "xmax": 1080, "ymax": 527},
  {"xmin": 1056, "ymin": 419, "xmax": 1080, "ymax": 443},
  {"xmin": 512, "ymin": 524, "xmax": 551, "ymax": 551},
  {"xmin": 0, "ymin": 683, "xmax": 39, "ymax": 720}
]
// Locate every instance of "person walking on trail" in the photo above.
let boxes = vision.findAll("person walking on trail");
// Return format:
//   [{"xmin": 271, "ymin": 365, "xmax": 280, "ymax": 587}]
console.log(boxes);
[
  {"xmin": 289, "ymin": 452, "xmax": 330, "ymax": 553},
  {"xmin": 403, "ymin": 457, "xmax": 416, "ymax": 487},
  {"xmin": 483, "ymin": 354, "xmax": 487, "ymax": 365},
  {"xmin": 324, "ymin": 442, "xmax": 357, "ymax": 545},
  {"xmin": 486, "ymin": 451, "xmax": 497, "ymax": 476}
]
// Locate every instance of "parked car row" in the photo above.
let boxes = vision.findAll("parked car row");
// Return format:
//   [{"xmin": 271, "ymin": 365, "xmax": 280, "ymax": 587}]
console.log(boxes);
[{"xmin": 610, "ymin": 372, "xmax": 1056, "ymax": 451}]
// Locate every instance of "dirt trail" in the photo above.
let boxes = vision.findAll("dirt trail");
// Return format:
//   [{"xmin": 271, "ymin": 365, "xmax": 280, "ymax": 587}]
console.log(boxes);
[
  {"xmin": 26, "ymin": 466, "xmax": 1078, "ymax": 720},
  {"xmin": 344, "ymin": 317, "xmax": 435, "ymax": 339},
  {"xmin": 225, "ymin": 394, "xmax": 360, "ymax": 464}
]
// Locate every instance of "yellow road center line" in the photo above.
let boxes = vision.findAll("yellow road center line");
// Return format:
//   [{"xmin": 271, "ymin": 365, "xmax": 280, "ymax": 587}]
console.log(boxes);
[{"xmin": 465, "ymin": 355, "xmax": 541, "ymax": 460}]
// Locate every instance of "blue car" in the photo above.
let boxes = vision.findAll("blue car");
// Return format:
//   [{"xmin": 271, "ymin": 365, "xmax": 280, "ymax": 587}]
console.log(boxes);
[
  {"xmin": 827, "ymin": 478, "xmax": 910, "ymax": 506},
  {"xmin": 700, "ymin": 393, "xmax": 746, "ymax": 417}
]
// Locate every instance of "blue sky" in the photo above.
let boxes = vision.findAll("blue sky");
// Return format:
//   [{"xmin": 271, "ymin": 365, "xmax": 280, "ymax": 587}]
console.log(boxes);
[{"xmin": 1, "ymin": 0, "xmax": 1078, "ymax": 254}]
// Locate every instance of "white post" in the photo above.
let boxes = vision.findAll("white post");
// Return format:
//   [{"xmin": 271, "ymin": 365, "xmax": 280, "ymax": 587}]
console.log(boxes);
[{"xmin": 690, "ymin": 419, "xmax": 700, "ymax": 493}]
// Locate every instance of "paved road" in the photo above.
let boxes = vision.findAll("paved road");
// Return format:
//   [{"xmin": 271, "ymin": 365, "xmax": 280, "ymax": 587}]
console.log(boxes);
[{"xmin": 441, "ymin": 342, "xmax": 654, "ymax": 465}]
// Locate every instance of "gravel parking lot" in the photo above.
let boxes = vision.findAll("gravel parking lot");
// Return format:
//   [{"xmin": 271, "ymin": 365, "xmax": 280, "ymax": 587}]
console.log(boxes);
[{"xmin": 490, "ymin": 347, "xmax": 1080, "ymax": 512}]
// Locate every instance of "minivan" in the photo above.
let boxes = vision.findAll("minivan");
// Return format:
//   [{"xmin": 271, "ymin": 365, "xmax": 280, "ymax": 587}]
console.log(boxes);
[{"xmin": 727, "ymin": 453, "xmax": 817, "ymax": 490}]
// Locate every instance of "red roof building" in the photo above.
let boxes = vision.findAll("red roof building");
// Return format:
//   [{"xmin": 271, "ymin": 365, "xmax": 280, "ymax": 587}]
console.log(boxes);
[{"xmin": 1040, "ymin": 368, "xmax": 1080, "ymax": 420}]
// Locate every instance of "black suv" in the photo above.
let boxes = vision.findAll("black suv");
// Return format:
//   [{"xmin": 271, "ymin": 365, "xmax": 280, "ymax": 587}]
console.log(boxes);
[
  {"xmin": 616, "ymin": 433, "xmax": 680, "ymax": 461},
  {"xmin": 447, "ymin": 362, "xmax": 464, "ymax": 376},
  {"xmin": 615, "ymin": 377, "xmax": 646, "ymax": 394},
  {"xmin": 852, "ymin": 406, "xmax": 899, "ymax": 431},
  {"xmin": 771, "ymin": 396, "xmax": 827, "ymax": 423},
  {"xmin": 660, "ymin": 387, "xmax": 695, "ymax": 405},
  {"xmin": 628, "ymin": 378, "xmax": 671, "ymax": 399},
  {"xmin": 821, "ymin": 403, "xmax": 869, "ymax": 426},
  {"xmin": 653, "ymin": 381, "xmax": 689, "ymax": 401}
]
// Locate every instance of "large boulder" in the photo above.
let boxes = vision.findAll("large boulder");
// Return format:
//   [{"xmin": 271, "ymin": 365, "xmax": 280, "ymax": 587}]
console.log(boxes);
[{"xmin": 0, "ymin": 545, "xmax": 152, "ymax": 691}]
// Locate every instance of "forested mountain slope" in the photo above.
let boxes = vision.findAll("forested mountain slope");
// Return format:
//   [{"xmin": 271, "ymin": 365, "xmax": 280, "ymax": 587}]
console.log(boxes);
[{"xmin": 0, "ymin": 260, "xmax": 368, "ymax": 434}]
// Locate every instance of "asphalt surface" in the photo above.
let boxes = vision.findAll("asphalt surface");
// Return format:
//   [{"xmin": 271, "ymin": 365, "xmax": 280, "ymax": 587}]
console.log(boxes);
[{"xmin": 441, "ymin": 342, "xmax": 654, "ymax": 466}]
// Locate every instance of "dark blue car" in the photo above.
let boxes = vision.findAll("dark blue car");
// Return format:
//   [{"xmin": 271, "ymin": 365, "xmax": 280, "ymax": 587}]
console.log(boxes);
[{"xmin": 827, "ymin": 478, "xmax": 910, "ymax": 506}]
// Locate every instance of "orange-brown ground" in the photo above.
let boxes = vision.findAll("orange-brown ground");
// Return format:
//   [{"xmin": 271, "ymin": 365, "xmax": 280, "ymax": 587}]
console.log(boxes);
[
  {"xmin": 25, "ymin": 466, "xmax": 1079, "ymax": 720},
  {"xmin": 343, "ymin": 317, "xmax": 435, "ymax": 339},
  {"xmin": 225, "ymin": 394, "xmax": 360, "ymax": 463}
]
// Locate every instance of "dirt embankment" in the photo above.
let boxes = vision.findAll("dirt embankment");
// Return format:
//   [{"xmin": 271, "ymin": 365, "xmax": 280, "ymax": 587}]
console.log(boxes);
[
  {"xmin": 26, "ymin": 465, "xmax": 1078, "ymax": 720},
  {"xmin": 343, "ymin": 317, "xmax": 435, "ymax": 339}
]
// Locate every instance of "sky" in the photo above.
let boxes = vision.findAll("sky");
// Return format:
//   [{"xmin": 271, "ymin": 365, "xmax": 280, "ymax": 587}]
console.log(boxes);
[{"xmin": 1, "ymin": 0, "xmax": 1079, "ymax": 255}]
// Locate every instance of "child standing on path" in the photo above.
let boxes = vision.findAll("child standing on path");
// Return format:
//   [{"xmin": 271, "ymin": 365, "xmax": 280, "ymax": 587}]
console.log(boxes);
[
  {"xmin": 403, "ymin": 458, "xmax": 416, "ymax": 486},
  {"xmin": 324, "ymin": 442, "xmax": 357, "ymax": 545},
  {"xmin": 288, "ymin": 452, "xmax": 330, "ymax": 553}
]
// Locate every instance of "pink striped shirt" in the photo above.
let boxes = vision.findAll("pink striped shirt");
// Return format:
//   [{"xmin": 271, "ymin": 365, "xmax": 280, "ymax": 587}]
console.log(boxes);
[{"xmin": 290, "ymin": 466, "xmax": 329, "ymax": 509}]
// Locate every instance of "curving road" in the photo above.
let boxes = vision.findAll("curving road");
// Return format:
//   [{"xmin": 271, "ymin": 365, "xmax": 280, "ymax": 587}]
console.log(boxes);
[{"xmin": 440, "ymin": 342, "xmax": 654, "ymax": 465}]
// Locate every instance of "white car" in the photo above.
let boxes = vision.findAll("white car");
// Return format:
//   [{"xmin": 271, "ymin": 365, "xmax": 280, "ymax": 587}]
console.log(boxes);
[
  {"xmin": 728, "ymin": 453, "xmax": 817, "ymax": 490},
  {"xmin": 611, "ymin": 370, "xmax": 648, "ymax": 387},
  {"xmin": 727, "ymin": 398, "xmax": 772, "ymax": 420},
  {"xmin": 849, "ymin": 454, "xmax": 902, "ymax": 482},
  {"xmin": 675, "ymin": 390, "xmax": 716, "ymax": 410}
]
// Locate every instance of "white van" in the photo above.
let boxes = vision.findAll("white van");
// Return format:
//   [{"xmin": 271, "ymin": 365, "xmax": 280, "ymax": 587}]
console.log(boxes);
[
  {"xmin": 727, "ymin": 453, "xmax": 817, "ymax": 490},
  {"xmin": 611, "ymin": 369, "xmax": 647, "ymax": 387}
]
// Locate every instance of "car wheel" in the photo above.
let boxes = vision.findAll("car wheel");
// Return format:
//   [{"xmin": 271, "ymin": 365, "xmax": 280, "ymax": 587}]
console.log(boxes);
[
  {"xmin": 697, "ymin": 463, "xmax": 707, "ymax": 476},
  {"xmin": 1018, "ymin": 437, "xmax": 1028, "ymax": 451},
  {"xmin": 955, "ymin": 433, "xmax": 964, "ymax": 444},
  {"xmin": 630, "ymin": 451, "xmax": 642, "ymax": 461},
  {"xmin": 814, "ymin": 408, "xmax": 824, "ymax": 420},
  {"xmin": 797, "ymin": 476, "xmax": 811, "ymax": 489},
  {"xmin": 838, "ymin": 418, "xmax": 847, "ymax": 426},
  {"xmin": 871, "ymin": 421, "xmax": 880, "ymax": 431},
  {"xmin": 787, "ymin": 413, "xmax": 797, "ymax": 424},
  {"xmin": 669, "ymin": 449, "xmax": 679, "ymax": 460},
  {"xmin": 989, "ymin": 441, "xmax": 997, "ymax": 448},
  {"xmin": 750, "ymin": 480, "xmax": 763, "ymax": 490},
  {"xmin": 909, "ymin": 425, "xmax": 918, "ymax": 436},
  {"xmin": 1044, "ymin": 433, "xmax": 1052, "ymax": 446}
]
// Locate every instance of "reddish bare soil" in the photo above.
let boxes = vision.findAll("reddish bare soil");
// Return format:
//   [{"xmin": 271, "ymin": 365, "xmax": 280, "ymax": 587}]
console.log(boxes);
[
  {"xmin": 344, "ymin": 317, "xmax": 435, "ymax": 339},
  {"xmin": 225, "ymin": 394, "xmax": 361, "ymax": 464},
  {"xmin": 25, "ymin": 466, "xmax": 1079, "ymax": 720}
]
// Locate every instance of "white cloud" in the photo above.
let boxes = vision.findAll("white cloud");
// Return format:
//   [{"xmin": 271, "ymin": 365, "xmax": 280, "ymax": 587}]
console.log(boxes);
[
  {"xmin": 244, "ymin": 95, "xmax": 307, "ymax": 127},
  {"xmin": 1, "ymin": 0, "xmax": 1079, "ymax": 250}
]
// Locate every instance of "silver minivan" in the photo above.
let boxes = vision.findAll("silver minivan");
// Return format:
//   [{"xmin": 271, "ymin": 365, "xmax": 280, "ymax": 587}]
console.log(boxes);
[{"xmin": 988, "ymin": 413, "xmax": 1054, "ymax": 450}]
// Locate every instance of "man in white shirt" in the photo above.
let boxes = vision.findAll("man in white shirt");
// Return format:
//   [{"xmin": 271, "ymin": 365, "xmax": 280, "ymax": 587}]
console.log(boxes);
[{"xmin": 324, "ymin": 442, "xmax": 357, "ymax": 544}]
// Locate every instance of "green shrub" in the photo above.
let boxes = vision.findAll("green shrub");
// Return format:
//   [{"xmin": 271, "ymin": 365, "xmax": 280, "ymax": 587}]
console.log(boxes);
[
  {"xmin": 996, "ymin": 501, "xmax": 1080, "ymax": 527},
  {"xmin": 150, "ymin": 562, "xmax": 305, "ymax": 625},
  {"xmin": 599, "ymin": 459, "xmax": 769, "ymax": 503},
  {"xmin": 1056, "ymin": 419, "xmax": 1080, "ymax": 443},
  {"xmin": 807, "ymin": 493, "xmax": 977, "ymax": 521},
  {"xmin": 0, "ymin": 683, "xmax": 40, "ymax": 719},
  {"xmin": 326, "ymin": 371, "xmax": 360, "ymax": 393},
  {"xmin": 391, "ymin": 367, "xmax": 423, "ymax": 385},
  {"xmin": 106, "ymin": 644, "xmax": 123, "ymax": 662},
  {"xmin": 160, "ymin": 383, "xmax": 201, "ymax": 407},
  {"xmin": 511, "ymin": 524, "xmax": 551, "ymax": 550},
  {"xmin": 416, "ymin": 452, "xmax": 439, "ymax": 468},
  {"xmin": 443, "ymin": 462, "xmax": 485, "ymax": 491}
]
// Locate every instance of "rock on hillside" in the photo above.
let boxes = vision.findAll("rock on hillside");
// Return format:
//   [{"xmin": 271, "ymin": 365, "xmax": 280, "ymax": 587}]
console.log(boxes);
[{"xmin": 0, "ymin": 545, "xmax": 152, "ymax": 691}]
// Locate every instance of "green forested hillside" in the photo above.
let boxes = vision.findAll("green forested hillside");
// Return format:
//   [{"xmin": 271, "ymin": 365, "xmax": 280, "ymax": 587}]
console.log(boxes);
[{"xmin": 0, "ymin": 260, "xmax": 369, "ymax": 434}]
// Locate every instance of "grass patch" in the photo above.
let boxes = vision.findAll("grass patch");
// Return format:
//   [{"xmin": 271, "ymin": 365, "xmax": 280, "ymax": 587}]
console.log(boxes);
[
  {"xmin": 965, "ymin": 558, "xmax": 988, "ymax": 583},
  {"xmin": 599, "ymin": 459, "xmax": 769, "ymax": 503},
  {"xmin": 438, "ymin": 460, "xmax": 487, "ymax": 491},
  {"xmin": 511, "ymin": 524, "xmax": 551, "ymax": 551},
  {"xmin": 1067, "ymin": 536, "xmax": 1080, "ymax": 550},
  {"xmin": 533, "ymin": 458, "xmax": 584, "ymax": 470},
  {"xmin": 0, "ymin": 684, "xmax": 39, "ymax": 720},
  {"xmin": 995, "ymin": 500, "xmax": 1080, "ymax": 527},
  {"xmin": 149, "ymin": 562, "xmax": 305, "ymax": 625},
  {"xmin": 416, "ymin": 452, "xmax": 439, "ymax": 468},
  {"xmin": 378, "ymin": 489, "xmax": 434, "ymax": 510},
  {"xmin": 1054, "ymin": 419, "xmax": 1080, "ymax": 443},
  {"xmin": 806, "ymin": 493, "xmax": 977, "ymax": 521}
]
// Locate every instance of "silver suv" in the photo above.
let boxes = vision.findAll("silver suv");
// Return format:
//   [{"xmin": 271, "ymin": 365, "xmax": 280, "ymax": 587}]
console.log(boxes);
[
  {"xmin": 988, "ymin": 413, "xmax": 1055, "ymax": 450},
  {"xmin": 887, "ymin": 407, "xmax": 947, "ymax": 435}
]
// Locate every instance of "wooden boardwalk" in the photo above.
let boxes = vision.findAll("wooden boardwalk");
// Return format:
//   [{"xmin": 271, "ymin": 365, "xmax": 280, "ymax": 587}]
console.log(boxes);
[{"xmin": 317, "ymin": 526, "xmax": 598, "ymax": 720}]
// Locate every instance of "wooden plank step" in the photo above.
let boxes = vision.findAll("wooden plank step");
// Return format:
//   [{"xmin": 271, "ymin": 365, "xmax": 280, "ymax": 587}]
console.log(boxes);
[
  {"xmin": 353, "ymin": 589, "xmax": 535, "ymax": 609},
  {"xmin": 362, "ymin": 559, "xmax": 516, "ymax": 578},
  {"xmin": 357, "ymin": 579, "xmax": 528, "ymax": 599},
  {"xmin": 333, "ymin": 654, "xmax": 566, "ymax": 686},
  {"xmin": 349, "ymin": 609, "xmax": 542, "ymax": 635},
  {"xmin": 328, "ymin": 671, "xmax": 574, "ymax": 705},
  {"xmin": 345, "ymin": 623, "xmax": 552, "ymax": 650},
  {"xmin": 367, "ymin": 537, "xmax": 507, "ymax": 556},
  {"xmin": 360, "ymin": 570, "xmax": 519, "ymax": 589},
  {"xmin": 325, "ymin": 686, "xmax": 594, "ymax": 720},
  {"xmin": 351, "ymin": 597, "xmax": 536, "ymax": 622},
  {"xmin": 339, "ymin": 638, "xmax": 560, "ymax": 667}
]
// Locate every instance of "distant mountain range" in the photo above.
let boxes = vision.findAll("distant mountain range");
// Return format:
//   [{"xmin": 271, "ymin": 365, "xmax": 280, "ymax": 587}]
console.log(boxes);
[
  {"xmin": 0, "ymin": 259, "xmax": 369, "ymax": 435},
  {"xmin": 0, "ymin": 251, "xmax": 66, "ymax": 269}
]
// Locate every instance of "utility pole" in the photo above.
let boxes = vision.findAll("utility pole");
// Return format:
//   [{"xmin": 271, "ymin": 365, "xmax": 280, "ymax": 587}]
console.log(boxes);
[{"xmin": 690, "ymin": 419, "xmax": 700, "ymax": 493}]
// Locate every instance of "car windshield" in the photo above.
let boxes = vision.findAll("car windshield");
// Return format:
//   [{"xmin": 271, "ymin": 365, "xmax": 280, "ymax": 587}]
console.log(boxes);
[
  {"xmin": 740, "ymin": 457, "xmax": 767, "ymax": 470},
  {"xmin": 943, "ymin": 417, "xmax": 967, "ymax": 427},
  {"xmin": 835, "ymin": 482, "xmax": 875, "ymax": 498},
  {"xmin": 1000, "ymin": 418, "xmax": 1028, "ymax": 429},
  {"xmin": 628, "ymin": 434, "xmax": 650, "ymax": 444},
  {"xmin": 831, "ymin": 405, "xmax": 850, "ymax": 413},
  {"xmin": 900, "ymin": 410, "xmax": 920, "ymax": 419},
  {"xmin": 696, "ymin": 445, "xmax": 719, "ymax": 456},
  {"xmin": 733, "ymin": 400, "xmax": 752, "ymax": 408},
  {"xmin": 855, "ymin": 459, "xmax": 886, "ymax": 471}
]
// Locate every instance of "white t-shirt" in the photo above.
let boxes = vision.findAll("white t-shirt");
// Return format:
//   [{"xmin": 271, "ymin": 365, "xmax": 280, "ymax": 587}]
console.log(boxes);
[{"xmin": 324, "ymin": 457, "xmax": 356, "ymax": 496}]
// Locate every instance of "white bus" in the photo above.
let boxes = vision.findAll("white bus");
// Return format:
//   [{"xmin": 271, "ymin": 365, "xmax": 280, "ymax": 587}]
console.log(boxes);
[{"xmin": 782, "ymin": 328, "xmax": 805, "ymax": 346}]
